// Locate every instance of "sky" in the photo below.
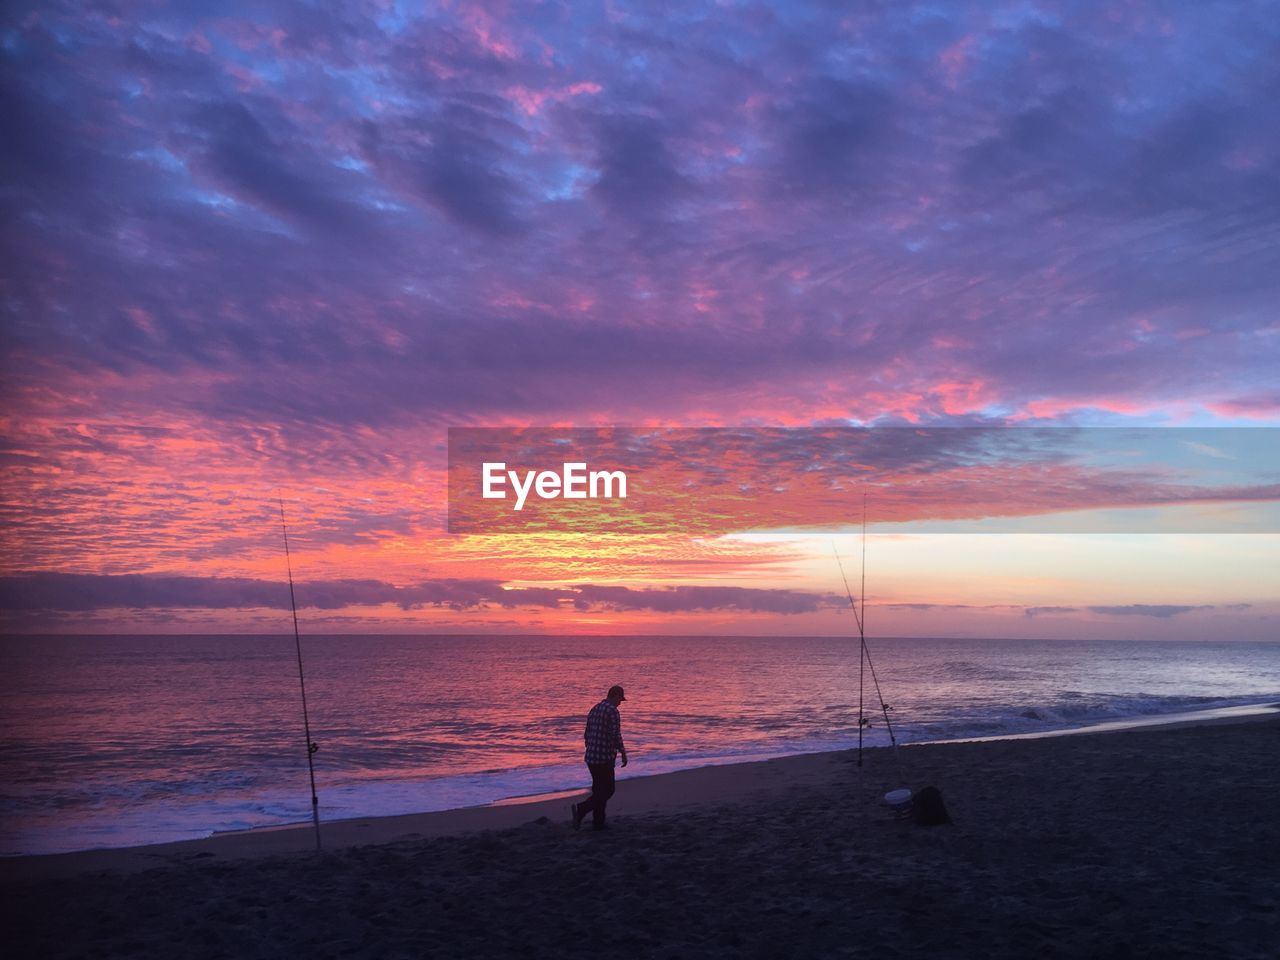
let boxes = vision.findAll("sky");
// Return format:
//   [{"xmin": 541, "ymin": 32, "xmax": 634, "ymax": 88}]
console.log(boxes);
[{"xmin": 1, "ymin": 0, "xmax": 1278, "ymax": 637}]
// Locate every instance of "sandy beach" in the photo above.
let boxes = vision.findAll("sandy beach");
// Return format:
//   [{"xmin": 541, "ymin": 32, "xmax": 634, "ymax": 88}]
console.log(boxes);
[{"xmin": 6, "ymin": 715, "xmax": 1279, "ymax": 959}]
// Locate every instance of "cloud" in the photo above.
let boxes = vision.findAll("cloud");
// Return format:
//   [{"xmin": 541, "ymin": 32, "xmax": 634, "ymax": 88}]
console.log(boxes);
[
  {"xmin": 0, "ymin": 572, "xmax": 835, "ymax": 615},
  {"xmin": 192, "ymin": 100, "xmax": 379, "ymax": 240},
  {"xmin": 1027, "ymin": 603, "xmax": 1255, "ymax": 619},
  {"xmin": 1086, "ymin": 604, "xmax": 1216, "ymax": 619},
  {"xmin": 570, "ymin": 584, "xmax": 832, "ymax": 614},
  {"xmin": 360, "ymin": 99, "xmax": 528, "ymax": 235},
  {"xmin": 4, "ymin": 0, "xmax": 1280, "ymax": 586},
  {"xmin": 1024, "ymin": 606, "xmax": 1079, "ymax": 618},
  {"xmin": 590, "ymin": 113, "xmax": 689, "ymax": 217},
  {"xmin": 772, "ymin": 78, "xmax": 897, "ymax": 197}
]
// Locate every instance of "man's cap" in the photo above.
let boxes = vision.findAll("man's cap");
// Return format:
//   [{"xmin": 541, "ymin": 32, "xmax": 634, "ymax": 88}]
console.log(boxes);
[{"xmin": 608, "ymin": 685, "xmax": 626, "ymax": 701}]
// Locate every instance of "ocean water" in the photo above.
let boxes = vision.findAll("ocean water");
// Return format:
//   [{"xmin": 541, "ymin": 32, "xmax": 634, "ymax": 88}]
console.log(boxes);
[{"xmin": 2, "ymin": 634, "xmax": 1279, "ymax": 856}]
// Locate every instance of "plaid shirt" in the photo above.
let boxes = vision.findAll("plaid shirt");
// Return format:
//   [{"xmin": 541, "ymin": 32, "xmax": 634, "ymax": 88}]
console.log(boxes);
[{"xmin": 583, "ymin": 699, "xmax": 624, "ymax": 764}]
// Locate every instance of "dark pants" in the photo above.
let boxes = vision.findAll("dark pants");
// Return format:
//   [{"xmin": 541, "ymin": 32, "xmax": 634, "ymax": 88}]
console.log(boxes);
[{"xmin": 575, "ymin": 762, "xmax": 616, "ymax": 829}]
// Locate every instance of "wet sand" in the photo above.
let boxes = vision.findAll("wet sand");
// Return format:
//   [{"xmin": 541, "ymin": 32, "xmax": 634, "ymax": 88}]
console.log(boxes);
[{"xmin": 5, "ymin": 715, "xmax": 1279, "ymax": 958}]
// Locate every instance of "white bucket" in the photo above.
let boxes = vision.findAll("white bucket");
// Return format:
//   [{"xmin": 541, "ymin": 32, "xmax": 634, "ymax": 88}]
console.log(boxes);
[{"xmin": 884, "ymin": 788, "xmax": 913, "ymax": 814}]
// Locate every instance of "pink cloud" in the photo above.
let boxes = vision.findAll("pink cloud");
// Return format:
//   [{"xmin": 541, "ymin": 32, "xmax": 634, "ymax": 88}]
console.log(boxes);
[
  {"xmin": 505, "ymin": 81, "xmax": 602, "ymax": 116},
  {"xmin": 937, "ymin": 34, "xmax": 977, "ymax": 90}
]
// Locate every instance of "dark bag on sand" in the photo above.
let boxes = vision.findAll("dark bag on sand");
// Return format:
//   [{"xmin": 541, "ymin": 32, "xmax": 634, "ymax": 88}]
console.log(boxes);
[{"xmin": 912, "ymin": 786, "xmax": 951, "ymax": 826}]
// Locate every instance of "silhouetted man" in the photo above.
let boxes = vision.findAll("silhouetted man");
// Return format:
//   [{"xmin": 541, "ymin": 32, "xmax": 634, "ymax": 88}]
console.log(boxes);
[{"xmin": 571, "ymin": 685, "xmax": 628, "ymax": 831}]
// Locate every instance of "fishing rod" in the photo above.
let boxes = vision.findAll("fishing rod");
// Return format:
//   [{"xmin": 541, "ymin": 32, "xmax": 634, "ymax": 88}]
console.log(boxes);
[
  {"xmin": 280, "ymin": 498, "xmax": 322, "ymax": 852},
  {"xmin": 834, "ymin": 495, "xmax": 902, "ymax": 779},
  {"xmin": 834, "ymin": 544, "xmax": 867, "ymax": 766},
  {"xmin": 859, "ymin": 491, "xmax": 867, "ymax": 768}
]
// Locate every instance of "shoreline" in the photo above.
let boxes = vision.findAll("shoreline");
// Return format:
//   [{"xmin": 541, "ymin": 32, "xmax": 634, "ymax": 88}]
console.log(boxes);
[
  {"xmin": 9, "ymin": 713, "xmax": 1280, "ymax": 958},
  {"xmin": 5, "ymin": 701, "xmax": 1277, "ymax": 883},
  {"xmin": 472, "ymin": 698, "xmax": 1280, "ymax": 807}
]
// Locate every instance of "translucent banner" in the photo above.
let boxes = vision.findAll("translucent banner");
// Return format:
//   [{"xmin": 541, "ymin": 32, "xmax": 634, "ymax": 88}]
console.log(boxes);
[{"xmin": 447, "ymin": 427, "xmax": 1280, "ymax": 535}]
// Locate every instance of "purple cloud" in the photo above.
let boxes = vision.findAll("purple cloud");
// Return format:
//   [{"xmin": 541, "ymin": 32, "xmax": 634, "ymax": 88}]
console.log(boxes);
[
  {"xmin": 0, "ymin": 572, "xmax": 835, "ymax": 615},
  {"xmin": 5, "ymin": 1, "xmax": 1278, "ymax": 428},
  {"xmin": 1086, "ymin": 604, "xmax": 1218, "ymax": 619},
  {"xmin": 3, "ymin": 1, "xmax": 1279, "ymax": 579}
]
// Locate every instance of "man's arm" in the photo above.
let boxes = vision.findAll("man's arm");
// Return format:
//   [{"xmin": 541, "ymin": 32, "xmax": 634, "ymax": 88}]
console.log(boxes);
[{"xmin": 615, "ymin": 710, "xmax": 627, "ymax": 767}]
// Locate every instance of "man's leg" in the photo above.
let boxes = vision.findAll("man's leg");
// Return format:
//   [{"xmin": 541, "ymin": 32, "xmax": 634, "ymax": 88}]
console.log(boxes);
[
  {"xmin": 589, "ymin": 762, "xmax": 615, "ymax": 830},
  {"xmin": 573, "ymin": 764, "xmax": 595, "ymax": 825}
]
